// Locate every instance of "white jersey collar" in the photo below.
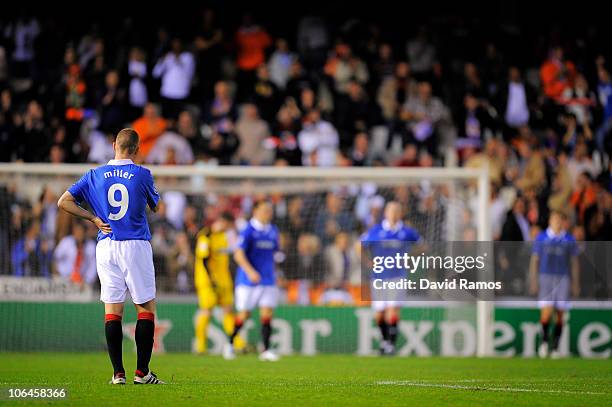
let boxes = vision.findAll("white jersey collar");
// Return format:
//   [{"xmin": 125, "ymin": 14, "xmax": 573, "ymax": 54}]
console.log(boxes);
[
  {"xmin": 546, "ymin": 227, "xmax": 566, "ymax": 239},
  {"xmin": 250, "ymin": 218, "xmax": 271, "ymax": 231},
  {"xmin": 108, "ymin": 159, "xmax": 134, "ymax": 166},
  {"xmin": 382, "ymin": 220, "xmax": 403, "ymax": 232}
]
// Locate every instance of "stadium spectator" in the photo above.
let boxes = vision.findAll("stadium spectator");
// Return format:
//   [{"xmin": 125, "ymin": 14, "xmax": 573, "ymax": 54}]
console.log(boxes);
[
  {"xmin": 285, "ymin": 60, "xmax": 316, "ymax": 102},
  {"xmin": 83, "ymin": 38, "xmax": 109, "ymax": 111},
  {"xmin": 0, "ymin": 89, "xmax": 14, "ymax": 162},
  {"xmin": 298, "ymin": 109, "xmax": 339, "ymax": 166},
  {"xmin": 205, "ymin": 80, "xmax": 237, "ymax": 133},
  {"xmin": 162, "ymin": 189, "xmax": 188, "ymax": 230},
  {"xmin": 324, "ymin": 42, "xmax": 369, "ymax": 94},
  {"xmin": 63, "ymin": 51, "xmax": 86, "ymax": 140},
  {"xmin": 235, "ymin": 14, "xmax": 272, "ymax": 100},
  {"xmin": 11, "ymin": 220, "xmax": 51, "ymax": 277},
  {"xmin": 570, "ymin": 171, "xmax": 598, "ymax": 224},
  {"xmin": 204, "ymin": 128, "xmax": 240, "ymax": 165},
  {"xmin": 562, "ymin": 74, "xmax": 596, "ymax": 126},
  {"xmin": 335, "ymin": 81, "xmax": 376, "ymax": 148},
  {"xmin": 153, "ymin": 38, "xmax": 195, "ymax": 119},
  {"xmin": 314, "ymin": 192, "xmax": 356, "ymax": 245},
  {"xmin": 547, "ymin": 160, "xmax": 573, "ymax": 216},
  {"xmin": 13, "ymin": 100, "xmax": 49, "ymax": 162},
  {"xmin": 268, "ymin": 38, "xmax": 294, "ymax": 90},
  {"xmin": 500, "ymin": 67, "xmax": 535, "ymax": 133},
  {"xmin": 500, "ymin": 196, "xmax": 530, "ymax": 241},
  {"xmin": 400, "ymin": 81, "xmax": 451, "ymax": 155},
  {"xmin": 294, "ymin": 233, "xmax": 324, "ymax": 282},
  {"xmin": 515, "ymin": 140, "xmax": 546, "ymax": 192},
  {"xmin": 596, "ymin": 65, "xmax": 612, "ymax": 156},
  {"xmin": 4, "ymin": 14, "xmax": 40, "ymax": 79},
  {"xmin": 267, "ymin": 102, "xmax": 302, "ymax": 166},
  {"xmin": 146, "ymin": 127, "xmax": 194, "ymax": 165},
  {"xmin": 349, "ymin": 132, "xmax": 371, "ymax": 166},
  {"xmin": 165, "ymin": 231, "xmax": 194, "ymax": 292},
  {"xmin": 567, "ymin": 141, "xmax": 599, "ymax": 184},
  {"xmin": 296, "ymin": 15, "xmax": 329, "ymax": 71},
  {"xmin": 235, "ymin": 103, "xmax": 272, "ymax": 165},
  {"xmin": 87, "ymin": 130, "xmax": 115, "ymax": 164},
  {"xmin": 132, "ymin": 103, "xmax": 168, "ymax": 161},
  {"xmin": 324, "ymin": 232, "xmax": 360, "ymax": 288},
  {"xmin": 97, "ymin": 70, "xmax": 125, "ymax": 134},
  {"xmin": 406, "ymin": 27, "xmax": 437, "ymax": 78},
  {"xmin": 455, "ymin": 93, "xmax": 495, "ymax": 151},
  {"xmin": 540, "ymin": 46, "xmax": 577, "ymax": 101},
  {"xmin": 371, "ymin": 43, "xmax": 395, "ymax": 86},
  {"xmin": 53, "ymin": 221, "xmax": 96, "ymax": 285},
  {"xmin": 377, "ymin": 61, "xmax": 417, "ymax": 123},
  {"xmin": 250, "ymin": 64, "xmax": 281, "ymax": 122},
  {"xmin": 488, "ymin": 186, "xmax": 508, "ymax": 241},
  {"xmin": 175, "ymin": 110, "xmax": 206, "ymax": 157},
  {"xmin": 194, "ymin": 9, "xmax": 224, "ymax": 98},
  {"xmin": 34, "ymin": 187, "xmax": 58, "ymax": 243},
  {"xmin": 125, "ymin": 47, "xmax": 148, "ymax": 121}
]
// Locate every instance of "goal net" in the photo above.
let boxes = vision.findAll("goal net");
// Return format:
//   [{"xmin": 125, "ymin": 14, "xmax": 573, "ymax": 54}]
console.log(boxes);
[{"xmin": 0, "ymin": 163, "xmax": 492, "ymax": 356}]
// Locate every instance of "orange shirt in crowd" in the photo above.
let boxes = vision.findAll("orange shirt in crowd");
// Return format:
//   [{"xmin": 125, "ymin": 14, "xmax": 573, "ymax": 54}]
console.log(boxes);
[
  {"xmin": 540, "ymin": 59, "xmax": 576, "ymax": 100},
  {"xmin": 235, "ymin": 26, "xmax": 271, "ymax": 71},
  {"xmin": 570, "ymin": 185, "xmax": 597, "ymax": 223},
  {"xmin": 132, "ymin": 116, "xmax": 168, "ymax": 159}
]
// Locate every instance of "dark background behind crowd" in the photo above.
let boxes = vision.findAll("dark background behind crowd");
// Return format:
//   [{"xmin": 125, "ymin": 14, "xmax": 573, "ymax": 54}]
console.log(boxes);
[{"xmin": 0, "ymin": 2, "xmax": 611, "ymax": 301}]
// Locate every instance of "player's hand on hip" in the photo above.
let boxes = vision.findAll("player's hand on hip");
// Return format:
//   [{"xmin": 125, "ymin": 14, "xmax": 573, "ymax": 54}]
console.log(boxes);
[
  {"xmin": 92, "ymin": 216, "xmax": 112, "ymax": 234},
  {"xmin": 247, "ymin": 269, "xmax": 261, "ymax": 284}
]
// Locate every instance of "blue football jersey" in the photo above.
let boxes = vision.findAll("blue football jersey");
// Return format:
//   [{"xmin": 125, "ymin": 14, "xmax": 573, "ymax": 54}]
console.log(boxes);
[
  {"xmin": 68, "ymin": 159, "xmax": 160, "ymax": 241},
  {"xmin": 363, "ymin": 221, "xmax": 421, "ymax": 279},
  {"xmin": 235, "ymin": 219, "xmax": 279, "ymax": 287},
  {"xmin": 532, "ymin": 228, "xmax": 578, "ymax": 276}
]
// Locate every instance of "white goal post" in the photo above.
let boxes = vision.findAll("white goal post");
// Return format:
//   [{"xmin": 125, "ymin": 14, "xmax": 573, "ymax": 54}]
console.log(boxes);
[{"xmin": 0, "ymin": 163, "xmax": 492, "ymax": 356}]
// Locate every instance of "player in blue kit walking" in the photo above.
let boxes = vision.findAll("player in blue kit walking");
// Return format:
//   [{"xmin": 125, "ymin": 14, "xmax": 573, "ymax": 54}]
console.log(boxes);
[
  {"xmin": 363, "ymin": 201, "xmax": 422, "ymax": 355},
  {"xmin": 223, "ymin": 200, "xmax": 281, "ymax": 361},
  {"xmin": 57, "ymin": 128, "xmax": 165, "ymax": 384},
  {"xmin": 529, "ymin": 210, "xmax": 580, "ymax": 359}
]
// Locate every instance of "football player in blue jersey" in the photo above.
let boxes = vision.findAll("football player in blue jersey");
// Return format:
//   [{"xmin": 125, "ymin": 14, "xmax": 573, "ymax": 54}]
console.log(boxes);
[
  {"xmin": 363, "ymin": 201, "xmax": 421, "ymax": 355},
  {"xmin": 57, "ymin": 128, "xmax": 164, "ymax": 384},
  {"xmin": 224, "ymin": 200, "xmax": 281, "ymax": 361},
  {"xmin": 529, "ymin": 210, "xmax": 580, "ymax": 359}
]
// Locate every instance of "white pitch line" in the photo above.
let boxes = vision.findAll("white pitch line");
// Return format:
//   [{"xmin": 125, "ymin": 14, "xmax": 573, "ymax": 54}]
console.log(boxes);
[{"xmin": 376, "ymin": 381, "xmax": 606, "ymax": 395}]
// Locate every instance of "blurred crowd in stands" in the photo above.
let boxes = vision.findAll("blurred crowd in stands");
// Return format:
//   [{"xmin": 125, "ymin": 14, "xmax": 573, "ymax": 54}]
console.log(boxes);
[{"xmin": 0, "ymin": 8, "xmax": 611, "ymax": 301}]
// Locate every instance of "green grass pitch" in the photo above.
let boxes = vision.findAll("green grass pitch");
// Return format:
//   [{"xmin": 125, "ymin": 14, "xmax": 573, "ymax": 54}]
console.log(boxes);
[{"xmin": 1, "ymin": 353, "xmax": 611, "ymax": 406}]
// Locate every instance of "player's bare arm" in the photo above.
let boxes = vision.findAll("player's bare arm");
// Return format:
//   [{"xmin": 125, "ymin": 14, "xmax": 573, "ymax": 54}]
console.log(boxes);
[
  {"xmin": 571, "ymin": 255, "xmax": 580, "ymax": 298},
  {"xmin": 57, "ymin": 191, "xmax": 112, "ymax": 235},
  {"xmin": 234, "ymin": 248, "xmax": 261, "ymax": 284},
  {"xmin": 528, "ymin": 254, "xmax": 539, "ymax": 296}
]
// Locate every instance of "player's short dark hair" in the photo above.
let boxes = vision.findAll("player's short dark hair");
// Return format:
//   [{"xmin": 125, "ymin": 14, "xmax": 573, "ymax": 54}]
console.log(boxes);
[
  {"xmin": 115, "ymin": 128, "xmax": 140, "ymax": 155},
  {"xmin": 550, "ymin": 209, "xmax": 567, "ymax": 220},
  {"xmin": 253, "ymin": 199, "xmax": 270, "ymax": 211}
]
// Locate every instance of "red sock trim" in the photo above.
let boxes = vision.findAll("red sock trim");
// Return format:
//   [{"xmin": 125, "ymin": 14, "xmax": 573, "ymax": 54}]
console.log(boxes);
[
  {"xmin": 261, "ymin": 316, "xmax": 272, "ymax": 325},
  {"xmin": 137, "ymin": 312, "xmax": 155, "ymax": 321},
  {"xmin": 135, "ymin": 369, "xmax": 146, "ymax": 377},
  {"xmin": 105, "ymin": 313, "xmax": 122, "ymax": 322}
]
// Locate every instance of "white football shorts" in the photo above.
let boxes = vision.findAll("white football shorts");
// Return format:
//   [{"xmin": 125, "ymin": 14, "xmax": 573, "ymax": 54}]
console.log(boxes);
[
  {"xmin": 235, "ymin": 285, "xmax": 279, "ymax": 312},
  {"xmin": 538, "ymin": 273, "xmax": 570, "ymax": 311},
  {"xmin": 96, "ymin": 238, "xmax": 156, "ymax": 304},
  {"xmin": 371, "ymin": 278, "xmax": 408, "ymax": 312}
]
